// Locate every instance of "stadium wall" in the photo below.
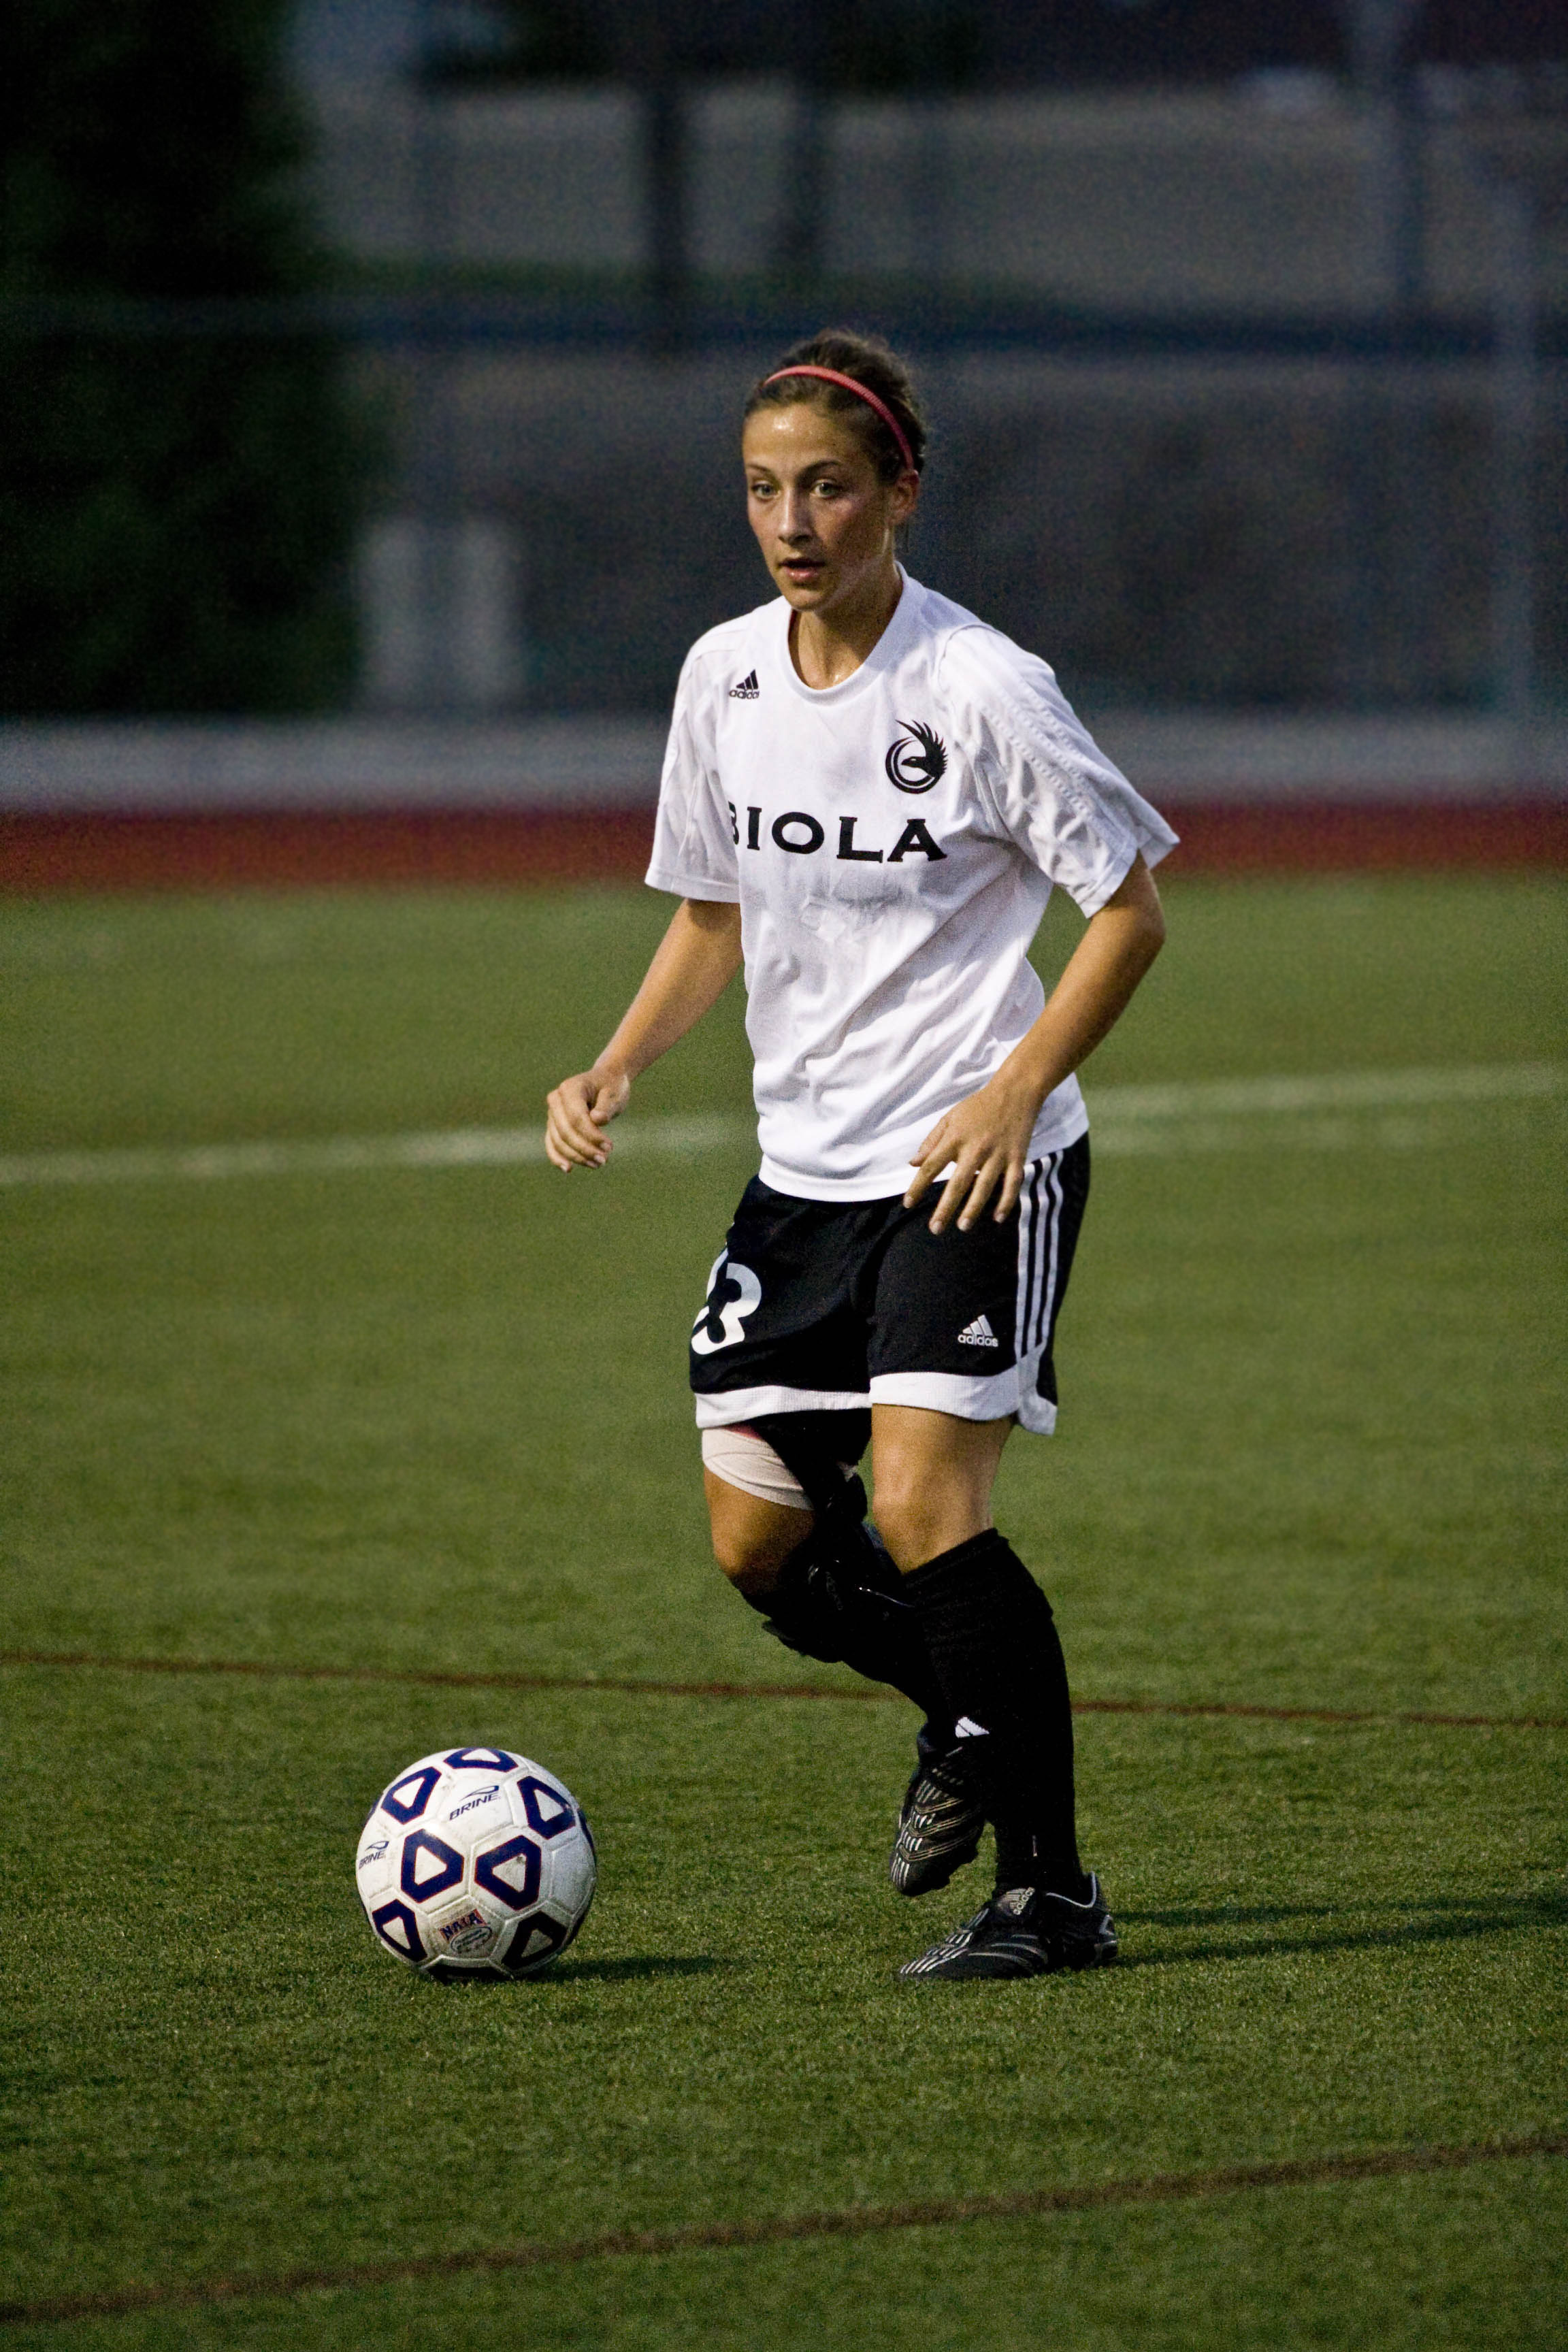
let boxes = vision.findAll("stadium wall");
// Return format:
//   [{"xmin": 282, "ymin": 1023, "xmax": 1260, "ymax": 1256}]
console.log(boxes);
[
  {"xmin": 1, "ymin": 713, "xmax": 1563, "ymax": 887},
  {"xmin": 308, "ymin": 86, "xmax": 1568, "ymax": 318}
]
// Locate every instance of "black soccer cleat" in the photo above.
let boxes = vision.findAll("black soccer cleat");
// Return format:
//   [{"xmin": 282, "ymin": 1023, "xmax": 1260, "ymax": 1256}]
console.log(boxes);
[
  {"xmin": 889, "ymin": 1733, "xmax": 986, "ymax": 1898},
  {"xmin": 898, "ymin": 1876, "xmax": 1119, "ymax": 1980}
]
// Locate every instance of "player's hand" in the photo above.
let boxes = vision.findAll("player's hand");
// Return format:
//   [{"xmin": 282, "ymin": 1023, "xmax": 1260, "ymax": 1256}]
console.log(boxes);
[
  {"xmin": 904, "ymin": 1073, "xmax": 1042, "ymax": 1235},
  {"xmin": 544, "ymin": 1065, "xmax": 631, "ymax": 1171}
]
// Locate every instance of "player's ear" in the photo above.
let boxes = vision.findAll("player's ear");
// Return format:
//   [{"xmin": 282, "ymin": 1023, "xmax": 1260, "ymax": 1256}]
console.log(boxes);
[{"xmin": 889, "ymin": 469, "xmax": 920, "ymax": 532}]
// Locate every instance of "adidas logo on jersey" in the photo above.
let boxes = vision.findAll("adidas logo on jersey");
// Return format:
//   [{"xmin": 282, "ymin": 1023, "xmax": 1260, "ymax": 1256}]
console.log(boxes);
[
  {"xmin": 956, "ymin": 1313, "xmax": 999, "ymax": 1348},
  {"xmin": 728, "ymin": 670, "xmax": 760, "ymax": 700}
]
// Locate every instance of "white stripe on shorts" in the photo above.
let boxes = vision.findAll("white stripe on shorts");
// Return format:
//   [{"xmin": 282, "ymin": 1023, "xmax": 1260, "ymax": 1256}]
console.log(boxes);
[
  {"xmin": 1012, "ymin": 1152, "xmax": 1064, "ymax": 1434},
  {"xmin": 1036, "ymin": 1154, "xmax": 1064, "ymax": 1356},
  {"xmin": 1014, "ymin": 1161, "xmax": 1040, "ymax": 1367}
]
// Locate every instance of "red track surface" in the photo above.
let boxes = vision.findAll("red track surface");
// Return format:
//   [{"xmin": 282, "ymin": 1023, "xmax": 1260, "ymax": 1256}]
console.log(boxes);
[{"xmin": 2, "ymin": 800, "xmax": 1564, "ymax": 890}]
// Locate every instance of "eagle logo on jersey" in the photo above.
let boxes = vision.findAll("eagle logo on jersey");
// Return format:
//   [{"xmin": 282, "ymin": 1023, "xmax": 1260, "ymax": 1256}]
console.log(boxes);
[{"xmin": 884, "ymin": 720, "xmax": 947, "ymax": 794}]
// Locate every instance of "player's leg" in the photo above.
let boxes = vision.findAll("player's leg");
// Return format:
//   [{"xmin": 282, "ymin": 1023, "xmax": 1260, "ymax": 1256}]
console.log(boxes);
[
  {"xmin": 875, "ymin": 1399, "xmax": 1116, "ymax": 1982},
  {"xmin": 704, "ymin": 1454, "xmax": 813, "ymax": 1597},
  {"xmin": 872, "ymin": 1402, "xmax": 1109, "ymax": 1957},
  {"xmin": 875, "ymin": 1403, "xmax": 1080, "ymax": 1897},
  {"xmin": 868, "ymin": 1405, "xmax": 1010, "ymax": 1569},
  {"xmin": 702, "ymin": 1418, "xmax": 947, "ymax": 1716},
  {"xmin": 868, "ymin": 1138, "xmax": 1116, "ymax": 1977},
  {"xmin": 689, "ymin": 1183, "xmax": 946, "ymax": 1717}
]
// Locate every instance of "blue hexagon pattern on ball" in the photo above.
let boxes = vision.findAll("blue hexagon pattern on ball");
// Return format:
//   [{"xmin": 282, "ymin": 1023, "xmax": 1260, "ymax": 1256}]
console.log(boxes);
[{"xmin": 355, "ymin": 1748, "xmax": 595, "ymax": 1979}]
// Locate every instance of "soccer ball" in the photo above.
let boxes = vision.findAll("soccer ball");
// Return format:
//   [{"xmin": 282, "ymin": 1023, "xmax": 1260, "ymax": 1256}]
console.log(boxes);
[{"xmin": 355, "ymin": 1746, "xmax": 595, "ymax": 1978}]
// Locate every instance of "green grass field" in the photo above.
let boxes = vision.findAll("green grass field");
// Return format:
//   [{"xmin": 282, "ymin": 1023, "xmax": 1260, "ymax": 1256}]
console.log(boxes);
[{"xmin": 1, "ymin": 873, "xmax": 1564, "ymax": 2349}]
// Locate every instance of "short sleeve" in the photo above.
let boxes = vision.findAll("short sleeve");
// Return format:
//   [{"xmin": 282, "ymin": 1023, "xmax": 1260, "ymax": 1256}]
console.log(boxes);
[
  {"xmin": 644, "ymin": 644, "xmax": 740, "ymax": 902},
  {"xmin": 942, "ymin": 627, "xmax": 1178, "ymax": 917}
]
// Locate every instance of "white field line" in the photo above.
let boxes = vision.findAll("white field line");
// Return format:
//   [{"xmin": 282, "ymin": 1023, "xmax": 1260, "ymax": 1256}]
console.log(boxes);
[
  {"xmin": 0, "ymin": 1115, "xmax": 740, "ymax": 1189},
  {"xmin": 0, "ymin": 1065, "xmax": 1560, "ymax": 1190},
  {"xmin": 1089, "ymin": 1063, "xmax": 1566, "ymax": 1120}
]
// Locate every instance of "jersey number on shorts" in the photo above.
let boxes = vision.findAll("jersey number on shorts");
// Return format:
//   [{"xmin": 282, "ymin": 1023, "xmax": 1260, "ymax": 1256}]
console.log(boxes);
[{"xmin": 691, "ymin": 1254, "xmax": 762, "ymax": 1354}]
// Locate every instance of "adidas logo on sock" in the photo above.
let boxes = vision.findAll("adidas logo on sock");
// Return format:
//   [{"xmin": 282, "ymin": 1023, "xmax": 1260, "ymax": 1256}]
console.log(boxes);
[
  {"xmin": 956, "ymin": 1313, "xmax": 999, "ymax": 1348},
  {"xmin": 728, "ymin": 670, "xmax": 760, "ymax": 700}
]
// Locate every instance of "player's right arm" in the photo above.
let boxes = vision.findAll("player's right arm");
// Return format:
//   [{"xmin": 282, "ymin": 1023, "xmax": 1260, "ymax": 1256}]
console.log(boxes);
[{"xmin": 544, "ymin": 896, "xmax": 743, "ymax": 1171}]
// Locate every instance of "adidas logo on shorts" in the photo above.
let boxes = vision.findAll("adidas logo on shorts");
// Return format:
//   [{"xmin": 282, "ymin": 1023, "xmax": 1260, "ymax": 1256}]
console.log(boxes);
[
  {"xmin": 728, "ymin": 670, "xmax": 761, "ymax": 700},
  {"xmin": 956, "ymin": 1313, "xmax": 999, "ymax": 1348}
]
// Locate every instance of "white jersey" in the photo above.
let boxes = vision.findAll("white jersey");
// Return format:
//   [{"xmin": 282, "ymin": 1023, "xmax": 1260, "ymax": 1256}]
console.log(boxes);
[{"xmin": 647, "ymin": 572, "xmax": 1176, "ymax": 1203}]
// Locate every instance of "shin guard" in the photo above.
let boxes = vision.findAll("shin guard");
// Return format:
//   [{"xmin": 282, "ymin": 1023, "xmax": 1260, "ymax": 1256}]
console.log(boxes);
[{"xmin": 736, "ymin": 1412, "xmax": 947, "ymax": 1722}]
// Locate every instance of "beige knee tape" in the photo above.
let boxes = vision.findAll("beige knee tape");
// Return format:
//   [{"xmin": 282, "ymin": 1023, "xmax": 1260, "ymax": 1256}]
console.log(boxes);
[{"xmin": 700, "ymin": 1424, "xmax": 812, "ymax": 1512}]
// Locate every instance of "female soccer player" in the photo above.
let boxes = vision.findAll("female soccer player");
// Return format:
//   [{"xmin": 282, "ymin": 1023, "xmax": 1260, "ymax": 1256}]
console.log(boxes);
[{"xmin": 547, "ymin": 331, "xmax": 1174, "ymax": 1980}]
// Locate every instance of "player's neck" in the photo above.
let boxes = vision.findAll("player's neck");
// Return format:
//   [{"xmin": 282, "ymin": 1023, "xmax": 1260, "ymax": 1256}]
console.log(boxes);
[{"xmin": 789, "ymin": 565, "xmax": 904, "ymax": 690}]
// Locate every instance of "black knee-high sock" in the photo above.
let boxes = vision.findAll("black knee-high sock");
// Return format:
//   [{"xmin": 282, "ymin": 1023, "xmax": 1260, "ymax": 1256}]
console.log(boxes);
[
  {"xmin": 730, "ymin": 1410, "xmax": 949, "ymax": 1724},
  {"xmin": 902, "ymin": 1529, "xmax": 1085, "ymax": 1897},
  {"xmin": 739, "ymin": 1519, "xmax": 949, "ymax": 1722}
]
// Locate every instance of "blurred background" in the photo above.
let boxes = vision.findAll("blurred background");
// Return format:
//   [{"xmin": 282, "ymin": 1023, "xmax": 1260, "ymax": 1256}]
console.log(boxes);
[{"xmin": 3, "ymin": 1, "xmax": 1566, "ymax": 853}]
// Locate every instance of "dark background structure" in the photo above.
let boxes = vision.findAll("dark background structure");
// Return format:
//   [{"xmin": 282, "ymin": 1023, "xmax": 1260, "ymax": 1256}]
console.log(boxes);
[
  {"xmin": 2, "ymin": 0, "xmax": 366, "ymax": 714},
  {"xmin": 1, "ymin": 0, "xmax": 1564, "ymax": 720}
]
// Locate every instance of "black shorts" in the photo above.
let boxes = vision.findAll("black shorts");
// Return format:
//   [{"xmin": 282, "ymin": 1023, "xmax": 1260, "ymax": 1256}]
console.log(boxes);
[{"xmin": 689, "ymin": 1136, "xmax": 1090, "ymax": 1439}]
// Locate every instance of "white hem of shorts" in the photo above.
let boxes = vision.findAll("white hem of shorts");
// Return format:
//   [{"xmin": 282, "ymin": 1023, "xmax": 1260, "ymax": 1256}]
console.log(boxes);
[
  {"xmin": 693, "ymin": 1382, "xmax": 870, "ymax": 1429},
  {"xmin": 693, "ymin": 1371, "xmax": 1058, "ymax": 1435},
  {"xmin": 870, "ymin": 1363, "xmax": 1058, "ymax": 1435}
]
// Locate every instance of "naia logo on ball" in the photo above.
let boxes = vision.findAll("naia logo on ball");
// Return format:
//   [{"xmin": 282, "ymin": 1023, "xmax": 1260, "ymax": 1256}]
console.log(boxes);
[{"xmin": 884, "ymin": 719, "xmax": 947, "ymax": 794}]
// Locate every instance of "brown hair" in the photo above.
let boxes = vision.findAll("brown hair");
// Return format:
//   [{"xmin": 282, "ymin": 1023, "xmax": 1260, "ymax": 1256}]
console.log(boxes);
[{"xmin": 744, "ymin": 329, "xmax": 928, "ymax": 484}]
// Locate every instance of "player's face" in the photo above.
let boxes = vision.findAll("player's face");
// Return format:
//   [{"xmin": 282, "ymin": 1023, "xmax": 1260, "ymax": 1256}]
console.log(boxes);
[{"xmin": 742, "ymin": 404, "xmax": 917, "ymax": 619}]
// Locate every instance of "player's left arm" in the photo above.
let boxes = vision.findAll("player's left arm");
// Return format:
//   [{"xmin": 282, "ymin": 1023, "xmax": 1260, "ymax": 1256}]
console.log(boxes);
[{"xmin": 904, "ymin": 855, "xmax": 1166, "ymax": 1235}]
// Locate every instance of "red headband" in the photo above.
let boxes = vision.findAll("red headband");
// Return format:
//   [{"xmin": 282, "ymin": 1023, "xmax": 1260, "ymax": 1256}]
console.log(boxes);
[{"xmin": 762, "ymin": 365, "xmax": 917, "ymax": 476}]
